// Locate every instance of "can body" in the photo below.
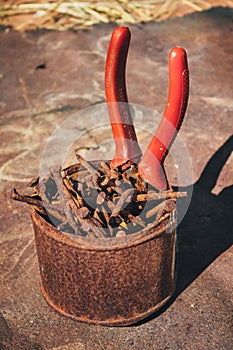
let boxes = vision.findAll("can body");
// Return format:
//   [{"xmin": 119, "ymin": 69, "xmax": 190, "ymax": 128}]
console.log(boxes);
[{"xmin": 31, "ymin": 204, "xmax": 176, "ymax": 326}]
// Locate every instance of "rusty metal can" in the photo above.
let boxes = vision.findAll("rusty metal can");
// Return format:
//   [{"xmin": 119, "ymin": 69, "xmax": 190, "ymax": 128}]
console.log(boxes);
[{"xmin": 31, "ymin": 197, "xmax": 177, "ymax": 326}]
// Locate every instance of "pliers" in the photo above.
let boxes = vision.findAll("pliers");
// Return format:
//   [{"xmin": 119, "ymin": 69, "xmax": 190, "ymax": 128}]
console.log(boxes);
[{"xmin": 105, "ymin": 26, "xmax": 189, "ymax": 191}]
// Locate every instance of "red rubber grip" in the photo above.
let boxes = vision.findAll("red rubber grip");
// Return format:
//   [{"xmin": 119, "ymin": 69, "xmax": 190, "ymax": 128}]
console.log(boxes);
[
  {"xmin": 138, "ymin": 47, "xmax": 189, "ymax": 190},
  {"xmin": 105, "ymin": 26, "xmax": 142, "ymax": 168}
]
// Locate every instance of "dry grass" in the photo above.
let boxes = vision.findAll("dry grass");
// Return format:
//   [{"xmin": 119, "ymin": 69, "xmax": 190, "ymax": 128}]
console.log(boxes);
[{"xmin": 0, "ymin": 0, "xmax": 232, "ymax": 31}]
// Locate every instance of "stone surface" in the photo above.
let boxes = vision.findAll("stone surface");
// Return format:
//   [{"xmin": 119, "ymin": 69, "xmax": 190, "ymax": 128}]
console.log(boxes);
[{"xmin": 0, "ymin": 7, "xmax": 233, "ymax": 350}]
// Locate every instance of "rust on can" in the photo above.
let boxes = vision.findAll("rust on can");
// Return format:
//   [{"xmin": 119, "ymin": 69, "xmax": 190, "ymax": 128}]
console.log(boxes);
[{"xmin": 31, "ymin": 199, "xmax": 177, "ymax": 326}]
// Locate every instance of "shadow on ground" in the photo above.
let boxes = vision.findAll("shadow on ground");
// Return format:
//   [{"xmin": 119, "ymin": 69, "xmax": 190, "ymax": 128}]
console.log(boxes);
[
  {"xmin": 0, "ymin": 313, "xmax": 43, "ymax": 350},
  {"xmin": 135, "ymin": 135, "xmax": 233, "ymax": 326},
  {"xmin": 176, "ymin": 134, "xmax": 233, "ymax": 293}
]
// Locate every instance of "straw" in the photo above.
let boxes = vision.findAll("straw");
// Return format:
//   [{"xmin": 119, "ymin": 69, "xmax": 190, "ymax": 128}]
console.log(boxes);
[{"xmin": 1, "ymin": 0, "xmax": 231, "ymax": 31}]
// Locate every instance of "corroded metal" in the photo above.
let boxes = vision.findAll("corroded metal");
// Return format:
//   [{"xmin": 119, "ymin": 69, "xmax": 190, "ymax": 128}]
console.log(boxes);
[{"xmin": 31, "ymin": 199, "xmax": 177, "ymax": 326}]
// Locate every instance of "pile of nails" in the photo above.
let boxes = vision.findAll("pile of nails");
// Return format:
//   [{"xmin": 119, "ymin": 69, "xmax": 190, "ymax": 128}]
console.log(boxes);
[{"xmin": 11, "ymin": 154, "xmax": 186, "ymax": 239}]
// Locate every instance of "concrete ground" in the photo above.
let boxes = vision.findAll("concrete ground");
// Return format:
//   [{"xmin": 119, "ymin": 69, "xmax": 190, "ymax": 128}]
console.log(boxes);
[{"xmin": 0, "ymin": 7, "xmax": 232, "ymax": 350}]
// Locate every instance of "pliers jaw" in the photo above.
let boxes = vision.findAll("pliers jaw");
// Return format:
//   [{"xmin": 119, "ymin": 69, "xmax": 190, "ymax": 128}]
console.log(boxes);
[{"xmin": 105, "ymin": 27, "xmax": 189, "ymax": 191}]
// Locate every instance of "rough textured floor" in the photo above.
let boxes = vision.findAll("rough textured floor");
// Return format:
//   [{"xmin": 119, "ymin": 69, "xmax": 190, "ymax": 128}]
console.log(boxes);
[{"xmin": 0, "ymin": 7, "xmax": 233, "ymax": 350}]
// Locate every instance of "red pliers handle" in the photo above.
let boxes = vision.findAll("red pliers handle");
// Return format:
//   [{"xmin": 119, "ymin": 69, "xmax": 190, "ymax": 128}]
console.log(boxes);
[
  {"xmin": 105, "ymin": 26, "xmax": 189, "ymax": 190},
  {"xmin": 105, "ymin": 26, "xmax": 142, "ymax": 168}
]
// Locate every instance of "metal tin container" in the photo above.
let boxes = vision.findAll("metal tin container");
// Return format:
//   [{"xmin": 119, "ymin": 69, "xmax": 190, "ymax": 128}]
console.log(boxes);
[{"xmin": 31, "ymin": 198, "xmax": 177, "ymax": 326}]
